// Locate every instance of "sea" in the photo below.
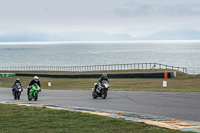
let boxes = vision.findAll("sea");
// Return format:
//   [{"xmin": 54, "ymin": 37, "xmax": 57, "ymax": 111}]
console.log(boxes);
[{"xmin": 0, "ymin": 40, "xmax": 200, "ymax": 74}]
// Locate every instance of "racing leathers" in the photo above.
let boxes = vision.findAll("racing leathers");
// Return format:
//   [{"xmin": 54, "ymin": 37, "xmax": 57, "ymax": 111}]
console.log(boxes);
[
  {"xmin": 12, "ymin": 81, "xmax": 23, "ymax": 93},
  {"xmin": 94, "ymin": 76, "xmax": 109, "ymax": 92}
]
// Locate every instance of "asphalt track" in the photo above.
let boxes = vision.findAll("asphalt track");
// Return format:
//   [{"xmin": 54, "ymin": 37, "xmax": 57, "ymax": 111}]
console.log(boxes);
[{"xmin": 0, "ymin": 87, "xmax": 199, "ymax": 122}]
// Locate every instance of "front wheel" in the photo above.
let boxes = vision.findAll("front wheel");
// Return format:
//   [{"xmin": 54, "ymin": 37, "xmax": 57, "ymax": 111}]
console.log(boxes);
[
  {"xmin": 14, "ymin": 91, "xmax": 17, "ymax": 100},
  {"xmin": 17, "ymin": 92, "xmax": 21, "ymax": 100},
  {"xmin": 34, "ymin": 92, "xmax": 38, "ymax": 101},
  {"xmin": 102, "ymin": 90, "xmax": 107, "ymax": 99}
]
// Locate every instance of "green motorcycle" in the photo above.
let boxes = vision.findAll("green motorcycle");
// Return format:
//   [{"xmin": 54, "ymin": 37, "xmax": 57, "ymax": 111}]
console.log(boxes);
[{"xmin": 28, "ymin": 83, "xmax": 41, "ymax": 101}]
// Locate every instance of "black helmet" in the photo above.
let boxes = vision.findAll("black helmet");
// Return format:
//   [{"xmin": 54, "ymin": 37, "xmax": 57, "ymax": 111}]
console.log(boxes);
[{"xmin": 102, "ymin": 73, "xmax": 107, "ymax": 77}]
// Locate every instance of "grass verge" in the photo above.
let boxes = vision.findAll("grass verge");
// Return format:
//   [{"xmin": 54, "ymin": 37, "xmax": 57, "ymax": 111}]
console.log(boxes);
[
  {"xmin": 0, "ymin": 70, "xmax": 200, "ymax": 92},
  {"xmin": 0, "ymin": 103, "xmax": 192, "ymax": 133}
]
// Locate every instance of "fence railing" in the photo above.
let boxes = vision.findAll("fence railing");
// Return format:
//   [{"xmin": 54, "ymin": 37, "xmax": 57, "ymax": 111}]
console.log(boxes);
[{"xmin": 0, "ymin": 63, "xmax": 187, "ymax": 73}]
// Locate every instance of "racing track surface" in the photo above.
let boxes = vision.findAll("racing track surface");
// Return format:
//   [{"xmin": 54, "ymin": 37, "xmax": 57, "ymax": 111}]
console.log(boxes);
[{"xmin": 0, "ymin": 87, "xmax": 200, "ymax": 122}]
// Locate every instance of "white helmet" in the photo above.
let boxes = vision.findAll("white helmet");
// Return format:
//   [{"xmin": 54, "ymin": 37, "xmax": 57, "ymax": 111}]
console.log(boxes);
[{"xmin": 34, "ymin": 76, "xmax": 39, "ymax": 81}]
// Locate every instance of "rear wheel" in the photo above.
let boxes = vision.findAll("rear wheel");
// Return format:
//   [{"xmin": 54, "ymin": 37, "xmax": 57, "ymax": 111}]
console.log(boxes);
[
  {"xmin": 28, "ymin": 94, "xmax": 32, "ymax": 101},
  {"xmin": 92, "ymin": 91, "xmax": 97, "ymax": 99}
]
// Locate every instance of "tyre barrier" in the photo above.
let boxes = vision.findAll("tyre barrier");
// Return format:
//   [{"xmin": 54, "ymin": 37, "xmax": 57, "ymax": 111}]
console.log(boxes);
[
  {"xmin": 16, "ymin": 72, "xmax": 176, "ymax": 78},
  {"xmin": 0, "ymin": 73, "xmax": 15, "ymax": 77}
]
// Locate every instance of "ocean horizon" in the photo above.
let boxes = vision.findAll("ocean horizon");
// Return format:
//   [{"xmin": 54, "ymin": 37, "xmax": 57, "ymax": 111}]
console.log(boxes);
[{"xmin": 0, "ymin": 40, "xmax": 200, "ymax": 45}]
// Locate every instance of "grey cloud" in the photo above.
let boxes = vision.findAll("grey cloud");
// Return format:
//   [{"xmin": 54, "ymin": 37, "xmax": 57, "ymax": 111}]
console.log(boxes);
[
  {"xmin": 113, "ymin": 2, "xmax": 200, "ymax": 18},
  {"xmin": 158, "ymin": 3, "xmax": 200, "ymax": 16},
  {"xmin": 114, "ymin": 3, "xmax": 154, "ymax": 17}
]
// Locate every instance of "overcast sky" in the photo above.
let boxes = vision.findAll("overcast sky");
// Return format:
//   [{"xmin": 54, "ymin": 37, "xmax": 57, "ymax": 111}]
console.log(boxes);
[{"xmin": 0, "ymin": 0, "xmax": 200, "ymax": 40}]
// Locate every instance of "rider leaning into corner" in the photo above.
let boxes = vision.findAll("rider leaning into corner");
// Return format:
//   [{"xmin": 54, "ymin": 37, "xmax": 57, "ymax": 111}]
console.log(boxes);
[
  {"xmin": 27, "ymin": 76, "xmax": 41, "ymax": 95},
  {"xmin": 94, "ymin": 73, "xmax": 109, "ymax": 92}
]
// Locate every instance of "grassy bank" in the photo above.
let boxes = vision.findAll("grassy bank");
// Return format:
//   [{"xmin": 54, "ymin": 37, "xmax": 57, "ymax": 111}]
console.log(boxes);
[
  {"xmin": 0, "ymin": 103, "xmax": 191, "ymax": 133},
  {"xmin": 0, "ymin": 70, "xmax": 200, "ymax": 92}
]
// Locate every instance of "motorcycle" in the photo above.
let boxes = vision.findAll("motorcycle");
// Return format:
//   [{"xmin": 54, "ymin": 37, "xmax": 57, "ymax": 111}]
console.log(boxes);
[
  {"xmin": 92, "ymin": 80, "xmax": 109, "ymax": 99},
  {"xmin": 12, "ymin": 83, "xmax": 22, "ymax": 100},
  {"xmin": 28, "ymin": 83, "xmax": 41, "ymax": 101}
]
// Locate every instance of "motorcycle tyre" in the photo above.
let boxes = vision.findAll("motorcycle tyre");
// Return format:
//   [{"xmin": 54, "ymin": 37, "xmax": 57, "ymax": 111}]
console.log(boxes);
[
  {"xmin": 28, "ymin": 95, "xmax": 32, "ymax": 101},
  {"xmin": 102, "ymin": 90, "xmax": 107, "ymax": 99},
  {"xmin": 14, "ymin": 91, "xmax": 17, "ymax": 100},
  {"xmin": 17, "ymin": 92, "xmax": 21, "ymax": 100},
  {"xmin": 34, "ymin": 92, "xmax": 38, "ymax": 101},
  {"xmin": 92, "ymin": 91, "xmax": 97, "ymax": 99}
]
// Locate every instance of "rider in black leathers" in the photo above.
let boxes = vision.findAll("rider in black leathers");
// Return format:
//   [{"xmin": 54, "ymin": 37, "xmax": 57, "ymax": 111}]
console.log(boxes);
[
  {"xmin": 12, "ymin": 78, "xmax": 23, "ymax": 94},
  {"xmin": 27, "ymin": 76, "xmax": 41, "ymax": 95},
  {"xmin": 94, "ymin": 73, "xmax": 109, "ymax": 92}
]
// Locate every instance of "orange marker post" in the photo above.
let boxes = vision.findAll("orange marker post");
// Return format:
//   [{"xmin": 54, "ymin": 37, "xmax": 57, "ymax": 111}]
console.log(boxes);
[{"xmin": 164, "ymin": 72, "xmax": 168, "ymax": 79}]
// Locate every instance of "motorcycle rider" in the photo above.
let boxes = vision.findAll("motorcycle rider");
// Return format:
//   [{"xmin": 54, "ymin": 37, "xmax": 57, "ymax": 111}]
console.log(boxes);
[
  {"xmin": 27, "ymin": 76, "xmax": 41, "ymax": 95},
  {"xmin": 12, "ymin": 78, "xmax": 23, "ymax": 94},
  {"xmin": 94, "ymin": 73, "xmax": 109, "ymax": 92}
]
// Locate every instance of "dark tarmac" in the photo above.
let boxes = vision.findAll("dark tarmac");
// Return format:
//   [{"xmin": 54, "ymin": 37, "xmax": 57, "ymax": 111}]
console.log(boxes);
[{"xmin": 1, "ymin": 87, "xmax": 200, "ymax": 122}]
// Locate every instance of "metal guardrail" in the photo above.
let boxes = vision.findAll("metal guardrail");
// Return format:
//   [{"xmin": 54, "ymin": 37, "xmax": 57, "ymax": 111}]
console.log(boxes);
[{"xmin": 0, "ymin": 63, "xmax": 187, "ymax": 73}]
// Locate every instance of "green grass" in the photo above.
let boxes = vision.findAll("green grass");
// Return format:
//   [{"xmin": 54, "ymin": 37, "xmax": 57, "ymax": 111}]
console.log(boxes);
[
  {"xmin": 0, "ymin": 103, "xmax": 192, "ymax": 133},
  {"xmin": 0, "ymin": 70, "xmax": 200, "ymax": 92}
]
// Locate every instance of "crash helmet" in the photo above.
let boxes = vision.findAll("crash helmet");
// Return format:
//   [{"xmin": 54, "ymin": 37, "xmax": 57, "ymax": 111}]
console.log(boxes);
[
  {"xmin": 33, "ymin": 76, "xmax": 39, "ymax": 81},
  {"xmin": 102, "ymin": 73, "xmax": 107, "ymax": 77},
  {"xmin": 16, "ymin": 78, "xmax": 20, "ymax": 82}
]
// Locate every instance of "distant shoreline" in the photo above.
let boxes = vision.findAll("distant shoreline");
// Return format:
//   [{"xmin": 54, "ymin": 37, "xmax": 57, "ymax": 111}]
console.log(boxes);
[{"xmin": 0, "ymin": 40, "xmax": 200, "ymax": 45}]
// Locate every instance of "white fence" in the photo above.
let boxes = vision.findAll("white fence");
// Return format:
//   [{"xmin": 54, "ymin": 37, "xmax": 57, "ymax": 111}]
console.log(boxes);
[{"xmin": 0, "ymin": 63, "xmax": 187, "ymax": 73}]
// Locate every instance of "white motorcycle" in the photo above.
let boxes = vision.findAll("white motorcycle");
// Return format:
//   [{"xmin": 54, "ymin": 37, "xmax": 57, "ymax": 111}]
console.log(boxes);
[{"xmin": 92, "ymin": 80, "xmax": 109, "ymax": 99}]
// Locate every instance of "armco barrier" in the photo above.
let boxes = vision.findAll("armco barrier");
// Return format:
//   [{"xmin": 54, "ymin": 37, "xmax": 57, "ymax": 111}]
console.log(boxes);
[{"xmin": 16, "ymin": 72, "xmax": 176, "ymax": 78}]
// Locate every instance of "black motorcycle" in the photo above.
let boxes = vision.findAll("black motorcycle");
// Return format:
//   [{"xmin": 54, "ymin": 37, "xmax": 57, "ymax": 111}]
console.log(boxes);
[
  {"xmin": 12, "ymin": 83, "xmax": 22, "ymax": 100},
  {"xmin": 92, "ymin": 80, "xmax": 109, "ymax": 99}
]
